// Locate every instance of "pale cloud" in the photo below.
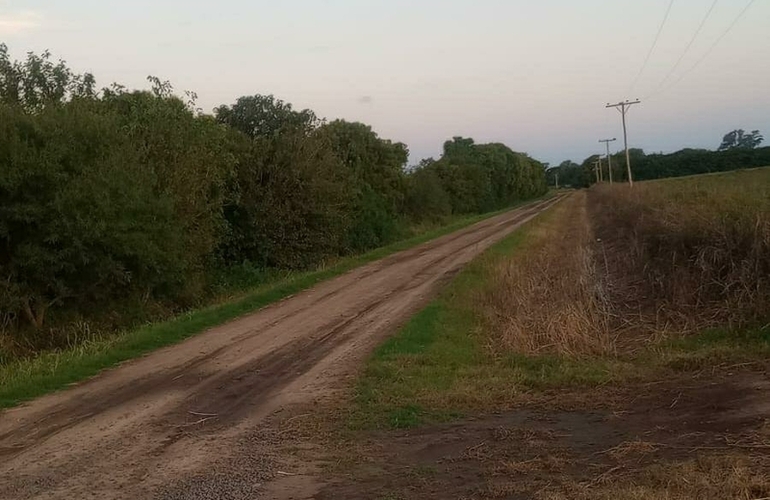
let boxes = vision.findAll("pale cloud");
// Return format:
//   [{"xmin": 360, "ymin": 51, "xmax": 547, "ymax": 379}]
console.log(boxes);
[{"xmin": 0, "ymin": 10, "xmax": 42, "ymax": 36}]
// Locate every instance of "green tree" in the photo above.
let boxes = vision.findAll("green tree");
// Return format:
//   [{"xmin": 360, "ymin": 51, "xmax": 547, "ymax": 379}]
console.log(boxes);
[
  {"xmin": 0, "ymin": 101, "xmax": 185, "ymax": 328},
  {"xmin": 215, "ymin": 94, "xmax": 318, "ymax": 139},
  {"xmin": 221, "ymin": 129, "xmax": 353, "ymax": 268},
  {"xmin": 0, "ymin": 43, "xmax": 95, "ymax": 111},
  {"xmin": 320, "ymin": 120, "xmax": 409, "ymax": 251},
  {"xmin": 548, "ymin": 160, "xmax": 584, "ymax": 188},
  {"xmin": 718, "ymin": 129, "xmax": 764, "ymax": 151},
  {"xmin": 405, "ymin": 159, "xmax": 452, "ymax": 220},
  {"xmin": 428, "ymin": 137, "xmax": 546, "ymax": 214},
  {"xmin": 1, "ymin": 48, "xmax": 237, "ymax": 327},
  {"xmin": 102, "ymin": 88, "xmax": 238, "ymax": 291},
  {"xmin": 216, "ymin": 96, "xmax": 354, "ymax": 268}
]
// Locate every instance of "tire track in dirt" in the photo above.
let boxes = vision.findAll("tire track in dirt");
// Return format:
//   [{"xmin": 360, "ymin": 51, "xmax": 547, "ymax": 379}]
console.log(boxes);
[{"xmin": 0, "ymin": 195, "xmax": 564, "ymax": 500}]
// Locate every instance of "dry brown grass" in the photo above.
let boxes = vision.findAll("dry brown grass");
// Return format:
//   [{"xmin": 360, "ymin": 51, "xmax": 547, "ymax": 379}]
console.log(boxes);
[
  {"xmin": 481, "ymin": 191, "xmax": 616, "ymax": 356},
  {"xmin": 495, "ymin": 455, "xmax": 570, "ymax": 474},
  {"xmin": 539, "ymin": 453, "xmax": 770, "ymax": 500},
  {"xmin": 603, "ymin": 439, "xmax": 660, "ymax": 461},
  {"xmin": 592, "ymin": 168, "xmax": 770, "ymax": 336},
  {"xmin": 483, "ymin": 168, "xmax": 770, "ymax": 361}
]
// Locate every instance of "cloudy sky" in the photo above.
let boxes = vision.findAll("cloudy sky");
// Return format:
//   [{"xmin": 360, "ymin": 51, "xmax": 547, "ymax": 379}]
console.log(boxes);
[{"xmin": 2, "ymin": 0, "xmax": 768, "ymax": 165}]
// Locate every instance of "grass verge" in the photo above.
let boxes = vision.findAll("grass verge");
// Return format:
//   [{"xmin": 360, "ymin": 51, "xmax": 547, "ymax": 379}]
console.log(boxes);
[{"xmin": 0, "ymin": 199, "xmax": 549, "ymax": 409}]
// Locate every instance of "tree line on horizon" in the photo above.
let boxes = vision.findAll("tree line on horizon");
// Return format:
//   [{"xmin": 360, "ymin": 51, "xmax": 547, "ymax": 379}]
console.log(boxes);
[
  {"xmin": 0, "ymin": 45, "xmax": 547, "ymax": 340},
  {"xmin": 547, "ymin": 130, "xmax": 769, "ymax": 188}
]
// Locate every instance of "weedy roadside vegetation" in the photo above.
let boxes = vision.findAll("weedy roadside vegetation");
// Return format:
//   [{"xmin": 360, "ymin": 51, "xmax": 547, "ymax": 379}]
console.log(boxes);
[
  {"xmin": 592, "ymin": 167, "xmax": 770, "ymax": 337},
  {"xmin": 351, "ymin": 192, "xmax": 628, "ymax": 430}
]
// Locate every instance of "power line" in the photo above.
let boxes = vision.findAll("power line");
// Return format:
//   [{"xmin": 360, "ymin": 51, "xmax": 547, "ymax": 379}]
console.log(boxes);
[
  {"xmin": 654, "ymin": 0, "xmax": 756, "ymax": 97},
  {"xmin": 646, "ymin": 0, "xmax": 719, "ymax": 99},
  {"xmin": 628, "ymin": 0, "xmax": 676, "ymax": 95}
]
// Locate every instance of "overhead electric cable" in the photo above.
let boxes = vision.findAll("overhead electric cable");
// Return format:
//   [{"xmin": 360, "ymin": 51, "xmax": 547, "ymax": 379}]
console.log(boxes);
[
  {"xmin": 654, "ymin": 0, "xmax": 756, "ymax": 97},
  {"xmin": 628, "ymin": 0, "xmax": 676, "ymax": 94},
  {"xmin": 645, "ymin": 0, "xmax": 719, "ymax": 98}
]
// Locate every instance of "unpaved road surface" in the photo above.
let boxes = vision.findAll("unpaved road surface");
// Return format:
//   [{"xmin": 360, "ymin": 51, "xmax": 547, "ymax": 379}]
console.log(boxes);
[{"xmin": 0, "ymin": 196, "xmax": 563, "ymax": 500}]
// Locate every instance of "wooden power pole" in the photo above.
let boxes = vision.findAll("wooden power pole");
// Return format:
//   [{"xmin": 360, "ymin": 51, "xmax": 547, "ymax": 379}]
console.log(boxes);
[
  {"xmin": 599, "ymin": 138, "xmax": 617, "ymax": 185},
  {"xmin": 606, "ymin": 100, "xmax": 640, "ymax": 187},
  {"xmin": 593, "ymin": 159, "xmax": 601, "ymax": 184},
  {"xmin": 596, "ymin": 155, "xmax": 604, "ymax": 182}
]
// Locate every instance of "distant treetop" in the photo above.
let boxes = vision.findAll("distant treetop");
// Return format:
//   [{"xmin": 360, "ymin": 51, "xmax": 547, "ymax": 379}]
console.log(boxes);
[{"xmin": 718, "ymin": 129, "xmax": 764, "ymax": 151}]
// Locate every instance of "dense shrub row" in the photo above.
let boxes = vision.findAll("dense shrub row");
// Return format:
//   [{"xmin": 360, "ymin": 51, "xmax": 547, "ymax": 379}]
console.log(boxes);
[{"xmin": 0, "ymin": 46, "xmax": 547, "ymax": 336}]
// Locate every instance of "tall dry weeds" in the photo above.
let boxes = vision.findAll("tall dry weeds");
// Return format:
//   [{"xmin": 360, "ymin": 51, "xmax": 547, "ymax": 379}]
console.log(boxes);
[
  {"xmin": 591, "ymin": 168, "xmax": 770, "ymax": 335},
  {"xmin": 480, "ymin": 192, "xmax": 615, "ymax": 356}
]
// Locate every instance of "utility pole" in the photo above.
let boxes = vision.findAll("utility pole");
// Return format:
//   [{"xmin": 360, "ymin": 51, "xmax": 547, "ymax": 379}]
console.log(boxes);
[
  {"xmin": 592, "ymin": 159, "xmax": 601, "ymax": 184},
  {"xmin": 606, "ymin": 100, "xmax": 640, "ymax": 187},
  {"xmin": 599, "ymin": 138, "xmax": 617, "ymax": 185},
  {"xmin": 555, "ymin": 172, "xmax": 559, "ymax": 189},
  {"xmin": 596, "ymin": 155, "xmax": 604, "ymax": 182}
]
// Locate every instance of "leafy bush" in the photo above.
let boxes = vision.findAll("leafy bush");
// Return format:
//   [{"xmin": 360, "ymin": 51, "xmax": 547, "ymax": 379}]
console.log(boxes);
[
  {"xmin": 221, "ymin": 128, "xmax": 354, "ymax": 268},
  {"xmin": 405, "ymin": 165, "xmax": 452, "ymax": 221},
  {"xmin": 0, "ymin": 101, "xmax": 185, "ymax": 328},
  {"xmin": 103, "ymin": 89, "xmax": 238, "ymax": 283},
  {"xmin": 416, "ymin": 137, "xmax": 547, "ymax": 215},
  {"xmin": 321, "ymin": 120, "xmax": 409, "ymax": 251}
]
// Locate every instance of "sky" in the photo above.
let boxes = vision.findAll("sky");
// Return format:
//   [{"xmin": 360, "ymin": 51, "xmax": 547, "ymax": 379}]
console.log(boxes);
[{"xmin": 1, "ymin": 0, "xmax": 768, "ymax": 165}]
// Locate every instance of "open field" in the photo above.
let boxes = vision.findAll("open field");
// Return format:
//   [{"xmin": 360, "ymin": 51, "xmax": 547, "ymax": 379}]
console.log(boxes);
[{"xmin": 282, "ymin": 168, "xmax": 770, "ymax": 499}]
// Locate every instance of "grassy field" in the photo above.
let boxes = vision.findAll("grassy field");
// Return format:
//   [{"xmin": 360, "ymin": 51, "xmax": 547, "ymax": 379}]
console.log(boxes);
[
  {"xmin": 0, "ymin": 201, "xmax": 550, "ymax": 409},
  {"xmin": 319, "ymin": 168, "xmax": 770, "ymax": 499}
]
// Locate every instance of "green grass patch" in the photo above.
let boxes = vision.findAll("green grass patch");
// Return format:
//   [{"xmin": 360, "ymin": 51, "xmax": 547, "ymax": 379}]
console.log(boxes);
[
  {"xmin": 0, "ymin": 200, "xmax": 547, "ymax": 409},
  {"xmin": 649, "ymin": 325, "xmax": 770, "ymax": 373}
]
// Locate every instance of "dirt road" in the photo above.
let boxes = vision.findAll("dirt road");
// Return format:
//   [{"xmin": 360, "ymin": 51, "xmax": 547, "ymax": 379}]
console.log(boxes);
[{"xmin": 0, "ymin": 195, "xmax": 563, "ymax": 500}]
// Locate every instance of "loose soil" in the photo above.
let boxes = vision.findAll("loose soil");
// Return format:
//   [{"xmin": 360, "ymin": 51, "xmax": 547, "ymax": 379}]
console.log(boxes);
[
  {"xmin": 0, "ymin": 195, "xmax": 564, "ymax": 500},
  {"xmin": 286, "ymin": 369, "xmax": 770, "ymax": 500}
]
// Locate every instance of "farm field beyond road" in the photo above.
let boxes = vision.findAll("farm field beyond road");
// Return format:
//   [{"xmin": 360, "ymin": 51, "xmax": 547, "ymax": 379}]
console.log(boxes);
[{"xmin": 0, "ymin": 195, "xmax": 564, "ymax": 500}]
